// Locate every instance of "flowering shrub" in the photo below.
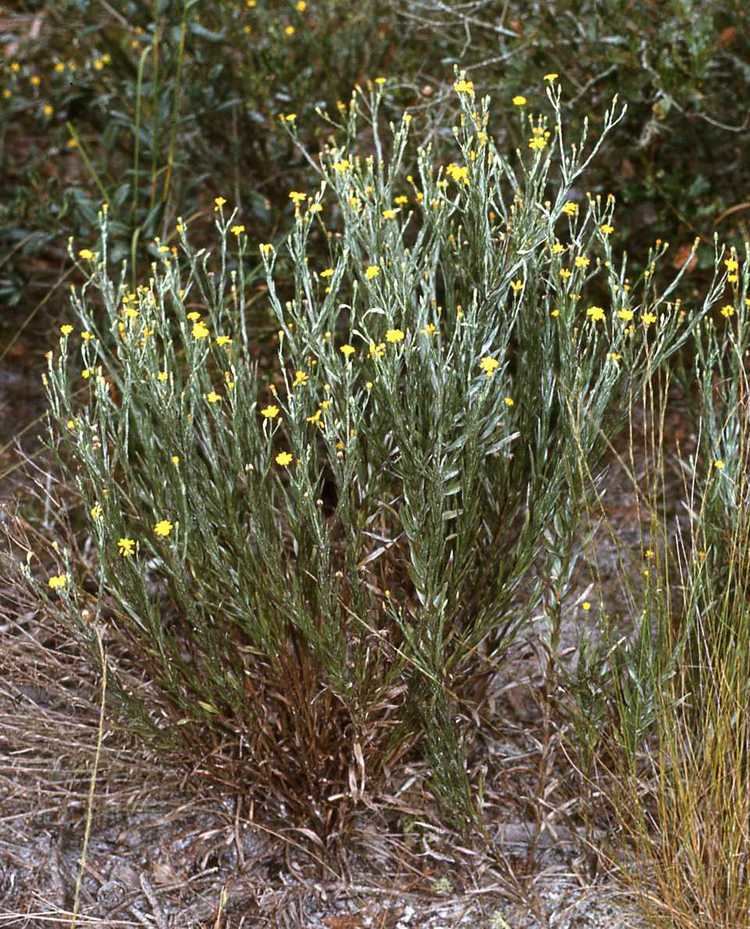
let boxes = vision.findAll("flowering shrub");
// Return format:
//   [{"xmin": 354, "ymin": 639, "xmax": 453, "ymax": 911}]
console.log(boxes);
[{"xmin": 39, "ymin": 79, "xmax": 723, "ymax": 838}]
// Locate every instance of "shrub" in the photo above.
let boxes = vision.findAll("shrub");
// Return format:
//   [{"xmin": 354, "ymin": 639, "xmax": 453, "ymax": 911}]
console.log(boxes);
[{"xmin": 36, "ymin": 79, "xmax": 721, "ymax": 841}]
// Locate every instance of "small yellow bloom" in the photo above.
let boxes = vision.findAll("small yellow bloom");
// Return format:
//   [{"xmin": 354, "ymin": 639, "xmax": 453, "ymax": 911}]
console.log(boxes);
[
  {"xmin": 607, "ymin": 352, "xmax": 622, "ymax": 362},
  {"xmin": 559, "ymin": 268, "xmax": 572, "ymax": 280},
  {"xmin": 575, "ymin": 256, "xmax": 590, "ymax": 269},
  {"xmin": 30, "ymin": 75, "xmax": 41, "ymax": 87},
  {"xmin": 561, "ymin": 201, "xmax": 578, "ymax": 216},
  {"xmin": 453, "ymin": 78, "xmax": 475, "ymax": 95},
  {"xmin": 720, "ymin": 304, "xmax": 735, "ymax": 318},
  {"xmin": 374, "ymin": 76, "xmax": 386, "ymax": 85},
  {"xmin": 617, "ymin": 309, "xmax": 634, "ymax": 322},
  {"xmin": 479, "ymin": 357, "xmax": 500, "ymax": 377},
  {"xmin": 82, "ymin": 367, "xmax": 94, "ymax": 380},
  {"xmin": 283, "ymin": 113, "xmax": 297, "ymax": 123},
  {"xmin": 289, "ymin": 190, "xmax": 307, "ymax": 205},
  {"xmin": 320, "ymin": 268, "xmax": 334, "ymax": 279},
  {"xmin": 259, "ymin": 242, "xmax": 274, "ymax": 257},
  {"xmin": 512, "ymin": 95, "xmax": 527, "ymax": 106},
  {"xmin": 600, "ymin": 224, "xmax": 615, "ymax": 235},
  {"xmin": 581, "ymin": 601, "xmax": 592, "ymax": 612},
  {"xmin": 231, "ymin": 224, "xmax": 246, "ymax": 236},
  {"xmin": 214, "ymin": 196, "xmax": 227, "ymax": 210},
  {"xmin": 543, "ymin": 73, "xmax": 559, "ymax": 83},
  {"xmin": 296, "ymin": 0, "xmax": 307, "ymax": 10},
  {"xmin": 171, "ymin": 455, "xmax": 180, "ymax": 465},
  {"xmin": 382, "ymin": 209, "xmax": 398, "ymax": 220},
  {"xmin": 504, "ymin": 397, "xmax": 514, "ymax": 407},
  {"xmin": 385, "ymin": 328, "xmax": 405, "ymax": 343},
  {"xmin": 78, "ymin": 249, "xmax": 95, "ymax": 260},
  {"xmin": 215, "ymin": 335, "xmax": 232, "ymax": 347},
  {"xmin": 714, "ymin": 459, "xmax": 725, "ymax": 471},
  {"xmin": 446, "ymin": 162, "xmax": 469, "ymax": 184},
  {"xmin": 551, "ymin": 242, "xmax": 565, "ymax": 255},
  {"xmin": 641, "ymin": 312, "xmax": 657, "ymax": 327},
  {"xmin": 206, "ymin": 391, "xmax": 222, "ymax": 404},
  {"xmin": 725, "ymin": 258, "xmax": 738, "ymax": 272},
  {"xmin": 187, "ymin": 311, "xmax": 201, "ymax": 321},
  {"xmin": 192, "ymin": 321, "xmax": 210, "ymax": 339},
  {"xmin": 422, "ymin": 323, "xmax": 437, "ymax": 336},
  {"xmin": 154, "ymin": 519, "xmax": 173, "ymax": 538},
  {"xmin": 90, "ymin": 504, "xmax": 103, "ymax": 519},
  {"xmin": 276, "ymin": 451, "xmax": 294, "ymax": 467},
  {"xmin": 157, "ymin": 370, "xmax": 169, "ymax": 382},
  {"xmin": 528, "ymin": 136, "xmax": 547, "ymax": 151},
  {"xmin": 117, "ymin": 537, "xmax": 136, "ymax": 557},
  {"xmin": 261, "ymin": 404, "xmax": 280, "ymax": 419},
  {"xmin": 332, "ymin": 158, "xmax": 351, "ymax": 173},
  {"xmin": 60, "ymin": 324, "xmax": 74, "ymax": 336},
  {"xmin": 340, "ymin": 344, "xmax": 356, "ymax": 358},
  {"xmin": 369, "ymin": 342, "xmax": 385, "ymax": 359},
  {"xmin": 48, "ymin": 574, "xmax": 69, "ymax": 590},
  {"xmin": 394, "ymin": 195, "xmax": 409, "ymax": 206},
  {"xmin": 365, "ymin": 265, "xmax": 380, "ymax": 280},
  {"xmin": 81, "ymin": 330, "xmax": 94, "ymax": 342},
  {"xmin": 43, "ymin": 104, "xmax": 54, "ymax": 117},
  {"xmin": 510, "ymin": 279, "xmax": 523, "ymax": 294},
  {"xmin": 550, "ymin": 308, "xmax": 560, "ymax": 318},
  {"xmin": 284, "ymin": 25, "xmax": 295, "ymax": 36},
  {"xmin": 293, "ymin": 370, "xmax": 309, "ymax": 388},
  {"xmin": 586, "ymin": 306, "xmax": 605, "ymax": 322}
]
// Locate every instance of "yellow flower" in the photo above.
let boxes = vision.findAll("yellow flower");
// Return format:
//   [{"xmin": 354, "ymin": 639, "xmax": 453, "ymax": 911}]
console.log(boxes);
[
  {"xmin": 340, "ymin": 344, "xmax": 356, "ymax": 358},
  {"xmin": 171, "ymin": 455, "xmax": 180, "ymax": 465},
  {"xmin": 276, "ymin": 451, "xmax": 294, "ymax": 467},
  {"xmin": 60, "ymin": 324, "xmax": 74, "ymax": 336},
  {"xmin": 543, "ymin": 73, "xmax": 559, "ymax": 83},
  {"xmin": 720, "ymin": 304, "xmax": 735, "ymax": 318},
  {"xmin": 382, "ymin": 209, "xmax": 398, "ymax": 220},
  {"xmin": 385, "ymin": 328, "xmax": 405, "ymax": 343},
  {"xmin": 154, "ymin": 519, "xmax": 173, "ymax": 538},
  {"xmin": 559, "ymin": 268, "xmax": 572, "ymax": 280},
  {"xmin": 283, "ymin": 113, "xmax": 297, "ymax": 123},
  {"xmin": 307, "ymin": 409, "xmax": 322, "ymax": 425},
  {"xmin": 575, "ymin": 256, "xmax": 590, "ymax": 269},
  {"xmin": 214, "ymin": 196, "xmax": 227, "ymax": 210},
  {"xmin": 117, "ymin": 537, "xmax": 136, "ymax": 557},
  {"xmin": 510, "ymin": 279, "xmax": 523, "ymax": 294},
  {"xmin": 551, "ymin": 242, "xmax": 565, "ymax": 255},
  {"xmin": 528, "ymin": 136, "xmax": 547, "ymax": 151},
  {"xmin": 369, "ymin": 342, "xmax": 385, "ymax": 359},
  {"xmin": 600, "ymin": 224, "xmax": 614, "ymax": 235},
  {"xmin": 453, "ymin": 78, "xmax": 474, "ymax": 95},
  {"xmin": 308, "ymin": 203, "xmax": 323, "ymax": 214},
  {"xmin": 296, "ymin": 0, "xmax": 307, "ymax": 10},
  {"xmin": 713, "ymin": 458, "xmax": 726, "ymax": 471},
  {"xmin": 320, "ymin": 268, "xmax": 334, "ymax": 279},
  {"xmin": 365, "ymin": 265, "xmax": 380, "ymax": 280},
  {"xmin": 78, "ymin": 248, "xmax": 95, "ymax": 260},
  {"xmin": 30, "ymin": 75, "xmax": 41, "ymax": 87},
  {"xmin": 586, "ymin": 306, "xmax": 605, "ymax": 322},
  {"xmin": 192, "ymin": 321, "xmax": 210, "ymax": 339},
  {"xmin": 504, "ymin": 397, "xmax": 514, "ymax": 407},
  {"xmin": 284, "ymin": 25, "xmax": 295, "ymax": 36},
  {"xmin": 725, "ymin": 258, "xmax": 739, "ymax": 272},
  {"xmin": 512, "ymin": 95, "xmax": 527, "ymax": 106},
  {"xmin": 231, "ymin": 224, "xmax": 246, "ymax": 236},
  {"xmin": 259, "ymin": 242, "xmax": 274, "ymax": 257},
  {"xmin": 607, "ymin": 352, "xmax": 622, "ymax": 362},
  {"xmin": 446, "ymin": 163, "xmax": 469, "ymax": 184},
  {"xmin": 289, "ymin": 190, "xmax": 307, "ymax": 205},
  {"xmin": 261, "ymin": 404, "xmax": 280, "ymax": 419},
  {"xmin": 90, "ymin": 504, "xmax": 103, "ymax": 519},
  {"xmin": 641, "ymin": 312, "xmax": 657, "ymax": 327},
  {"xmin": 187, "ymin": 311, "xmax": 201, "ymax": 321},
  {"xmin": 332, "ymin": 158, "xmax": 351, "ymax": 173},
  {"xmin": 479, "ymin": 357, "xmax": 500, "ymax": 377},
  {"xmin": 617, "ymin": 309, "xmax": 634, "ymax": 322},
  {"xmin": 293, "ymin": 370, "xmax": 309, "ymax": 387},
  {"xmin": 48, "ymin": 574, "xmax": 69, "ymax": 590},
  {"xmin": 394, "ymin": 195, "xmax": 409, "ymax": 206},
  {"xmin": 561, "ymin": 201, "xmax": 578, "ymax": 216},
  {"xmin": 206, "ymin": 391, "xmax": 221, "ymax": 404},
  {"xmin": 157, "ymin": 370, "xmax": 168, "ymax": 382},
  {"xmin": 422, "ymin": 323, "xmax": 436, "ymax": 336},
  {"xmin": 82, "ymin": 367, "xmax": 94, "ymax": 380},
  {"xmin": 374, "ymin": 76, "xmax": 386, "ymax": 85},
  {"xmin": 43, "ymin": 103, "xmax": 54, "ymax": 117},
  {"xmin": 550, "ymin": 308, "xmax": 560, "ymax": 318},
  {"xmin": 215, "ymin": 335, "xmax": 232, "ymax": 346},
  {"xmin": 581, "ymin": 601, "xmax": 592, "ymax": 612}
]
